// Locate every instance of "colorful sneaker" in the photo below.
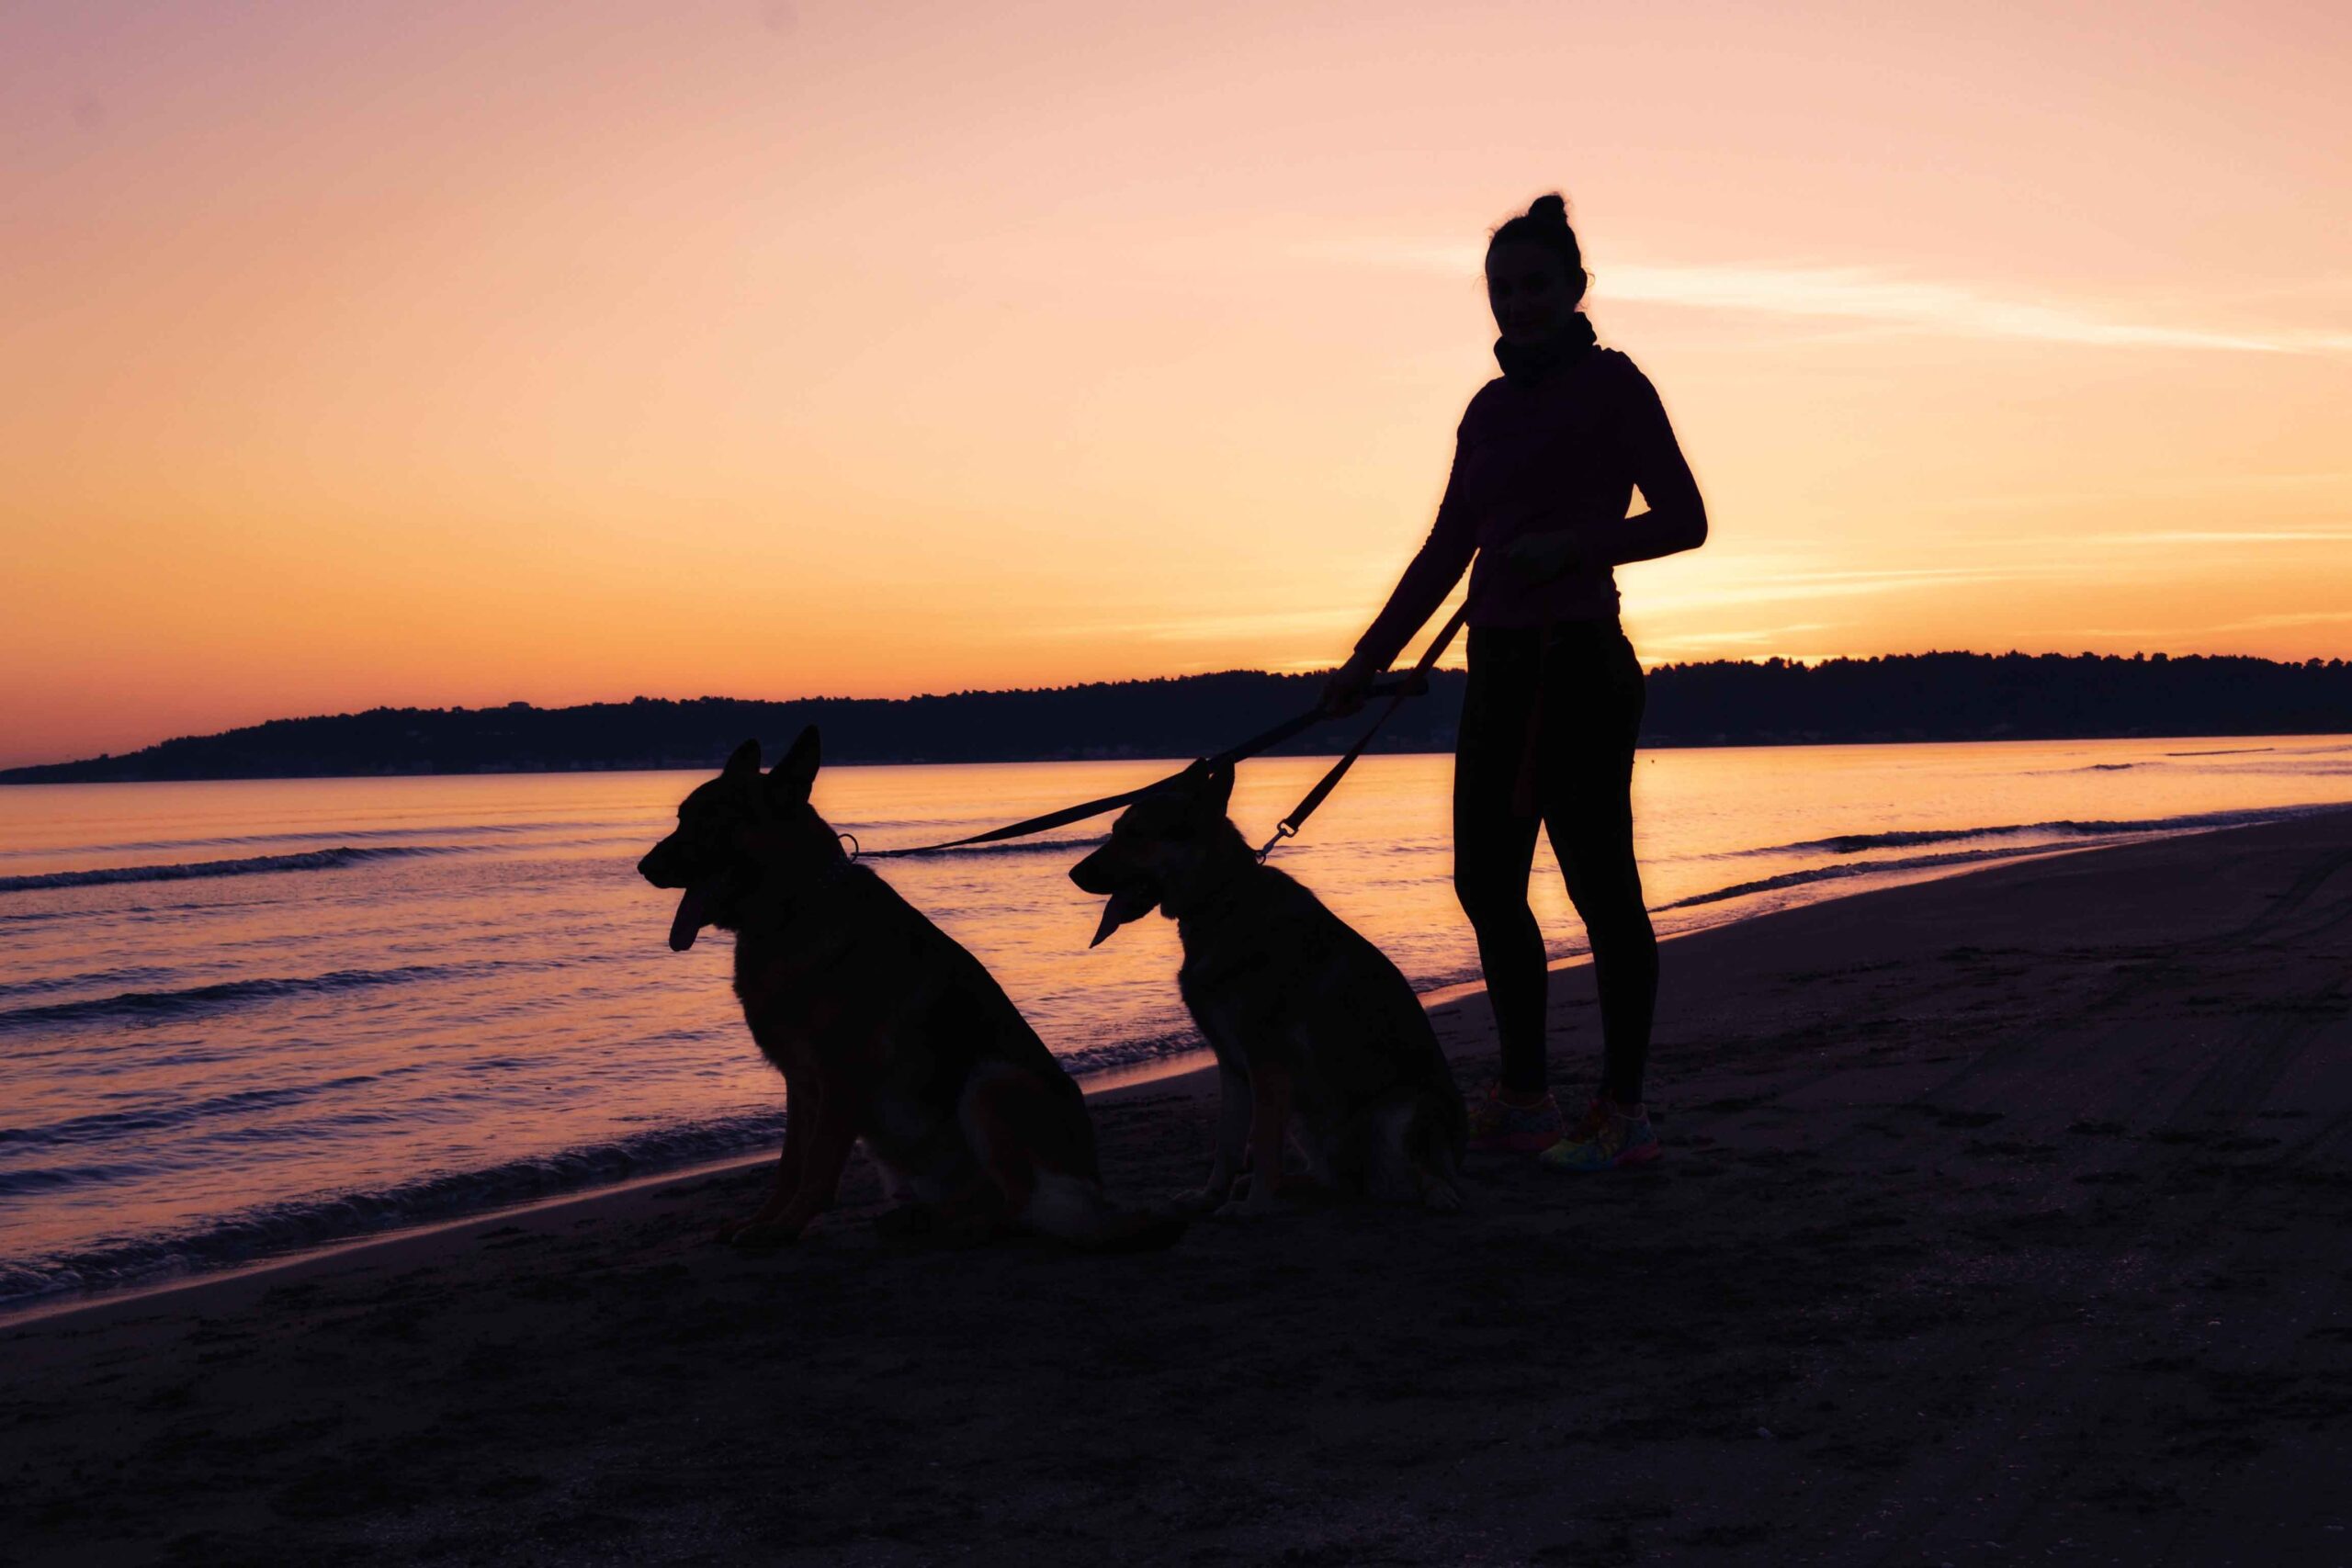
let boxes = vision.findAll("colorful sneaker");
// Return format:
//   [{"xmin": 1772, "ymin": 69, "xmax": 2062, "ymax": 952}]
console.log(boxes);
[
  {"xmin": 1538, "ymin": 1097, "xmax": 1661, "ymax": 1171},
  {"xmin": 1466, "ymin": 1081, "xmax": 1566, "ymax": 1154}
]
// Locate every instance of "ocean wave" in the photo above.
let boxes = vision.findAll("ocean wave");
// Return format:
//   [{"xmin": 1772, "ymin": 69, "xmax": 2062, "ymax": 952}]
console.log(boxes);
[
  {"xmin": 1737, "ymin": 804, "xmax": 2338, "ymax": 859},
  {"xmin": 0, "ymin": 1111, "xmax": 790, "ymax": 1311},
  {"xmin": 0, "ymin": 818, "xmax": 661, "ymax": 868},
  {"xmin": 0, "ymin": 965, "xmax": 177, "ymax": 1003},
  {"xmin": 0, "ymin": 964, "xmax": 469, "ymax": 1034},
  {"xmin": 0, "ymin": 1068, "xmax": 432, "ymax": 1151},
  {"xmin": 0, "ymin": 845, "xmax": 441, "ymax": 894}
]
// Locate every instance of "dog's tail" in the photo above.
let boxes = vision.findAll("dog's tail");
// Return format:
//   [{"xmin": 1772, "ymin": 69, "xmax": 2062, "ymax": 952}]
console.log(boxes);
[{"xmin": 1023, "ymin": 1172, "xmax": 1189, "ymax": 1252}]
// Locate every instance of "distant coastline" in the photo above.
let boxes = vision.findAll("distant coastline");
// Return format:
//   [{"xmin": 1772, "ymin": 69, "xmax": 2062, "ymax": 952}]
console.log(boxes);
[{"xmin": 6, "ymin": 650, "xmax": 2349, "ymax": 784}]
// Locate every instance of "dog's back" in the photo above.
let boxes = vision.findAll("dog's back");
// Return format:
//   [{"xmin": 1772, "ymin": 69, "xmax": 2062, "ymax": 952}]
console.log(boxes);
[
  {"xmin": 1178, "ymin": 863, "xmax": 1467, "ymax": 1194},
  {"xmin": 1070, "ymin": 765, "xmax": 1465, "ymax": 1212},
  {"xmin": 733, "ymin": 865, "xmax": 1099, "ymax": 1188}
]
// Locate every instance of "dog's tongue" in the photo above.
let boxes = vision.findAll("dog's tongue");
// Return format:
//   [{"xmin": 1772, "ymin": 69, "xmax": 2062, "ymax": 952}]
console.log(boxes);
[
  {"xmin": 1090, "ymin": 887, "xmax": 1159, "ymax": 949},
  {"xmin": 669, "ymin": 880, "xmax": 720, "ymax": 952}
]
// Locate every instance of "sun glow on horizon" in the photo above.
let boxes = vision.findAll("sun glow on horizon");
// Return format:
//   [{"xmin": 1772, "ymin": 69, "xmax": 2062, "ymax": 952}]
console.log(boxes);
[{"xmin": 3, "ymin": 1, "xmax": 2347, "ymax": 767}]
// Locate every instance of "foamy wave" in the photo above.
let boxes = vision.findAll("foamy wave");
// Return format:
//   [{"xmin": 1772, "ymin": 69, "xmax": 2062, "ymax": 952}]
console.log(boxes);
[
  {"xmin": 1659, "ymin": 842, "xmax": 2089, "ymax": 909},
  {"xmin": 0, "ymin": 845, "xmax": 438, "ymax": 894},
  {"xmin": 1738, "ymin": 804, "xmax": 2336, "ymax": 859},
  {"xmin": 1657, "ymin": 806, "xmax": 2349, "ymax": 910},
  {"xmin": 0, "ymin": 1111, "xmax": 792, "ymax": 1310}
]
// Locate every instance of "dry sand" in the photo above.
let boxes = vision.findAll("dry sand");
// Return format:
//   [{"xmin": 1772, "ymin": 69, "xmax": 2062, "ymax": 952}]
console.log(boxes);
[{"xmin": 5, "ymin": 810, "xmax": 2351, "ymax": 1566}]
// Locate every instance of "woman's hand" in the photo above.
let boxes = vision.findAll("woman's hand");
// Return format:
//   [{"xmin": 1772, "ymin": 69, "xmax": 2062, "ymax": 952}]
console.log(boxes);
[
  {"xmin": 1322, "ymin": 652, "xmax": 1379, "ymax": 716},
  {"xmin": 1504, "ymin": 527, "xmax": 1587, "ymax": 586}
]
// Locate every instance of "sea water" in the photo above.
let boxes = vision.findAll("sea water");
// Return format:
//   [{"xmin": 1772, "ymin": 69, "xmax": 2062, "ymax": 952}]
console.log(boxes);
[{"xmin": 3, "ymin": 736, "xmax": 2348, "ymax": 1308}]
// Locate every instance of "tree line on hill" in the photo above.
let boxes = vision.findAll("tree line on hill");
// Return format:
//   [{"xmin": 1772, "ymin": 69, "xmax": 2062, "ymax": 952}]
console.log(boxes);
[{"xmin": 6, "ymin": 651, "xmax": 2349, "ymax": 784}]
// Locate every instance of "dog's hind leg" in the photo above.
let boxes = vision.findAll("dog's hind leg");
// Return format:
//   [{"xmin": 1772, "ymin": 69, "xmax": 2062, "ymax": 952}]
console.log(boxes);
[
  {"xmin": 958, "ymin": 1066, "xmax": 1046, "ymax": 1224},
  {"xmin": 1360, "ymin": 1100, "xmax": 1424, "ymax": 1204},
  {"xmin": 962, "ymin": 1066, "xmax": 1184, "ymax": 1250},
  {"xmin": 1410, "ymin": 1102, "xmax": 1466, "ymax": 1213}
]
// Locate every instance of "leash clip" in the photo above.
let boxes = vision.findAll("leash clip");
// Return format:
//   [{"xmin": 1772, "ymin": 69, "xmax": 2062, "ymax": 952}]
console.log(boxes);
[{"xmin": 1255, "ymin": 821, "xmax": 1297, "ymax": 863}]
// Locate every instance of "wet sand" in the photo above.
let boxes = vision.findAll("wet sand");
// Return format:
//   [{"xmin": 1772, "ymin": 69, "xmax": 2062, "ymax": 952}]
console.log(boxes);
[{"xmin": 6, "ymin": 810, "xmax": 2351, "ymax": 1565}]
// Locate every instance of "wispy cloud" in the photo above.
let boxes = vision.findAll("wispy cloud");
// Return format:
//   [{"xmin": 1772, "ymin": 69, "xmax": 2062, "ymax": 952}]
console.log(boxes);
[
  {"xmin": 2072, "ymin": 608, "xmax": 2352, "ymax": 639},
  {"xmin": 1634, "ymin": 564, "xmax": 2062, "ymax": 614},
  {"xmin": 1020, "ymin": 604, "xmax": 1365, "ymax": 644},
  {"xmin": 2094, "ymin": 529, "xmax": 2352, "ymax": 545},
  {"xmin": 1939, "ymin": 473, "xmax": 2352, "ymax": 513},
  {"xmin": 1308, "ymin": 241, "xmax": 2352, "ymax": 356},
  {"xmin": 1633, "ymin": 623, "xmax": 1833, "ymax": 657}
]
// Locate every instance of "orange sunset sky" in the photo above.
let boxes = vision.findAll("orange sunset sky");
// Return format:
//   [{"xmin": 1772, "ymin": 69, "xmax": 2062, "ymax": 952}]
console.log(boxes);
[{"xmin": 4, "ymin": 1, "xmax": 2348, "ymax": 769}]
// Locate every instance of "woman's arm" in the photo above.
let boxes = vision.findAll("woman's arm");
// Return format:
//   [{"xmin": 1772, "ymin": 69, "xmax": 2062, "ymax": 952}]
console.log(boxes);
[
  {"xmin": 1353, "ymin": 445, "xmax": 1479, "ymax": 671},
  {"xmin": 1505, "ymin": 367, "xmax": 1707, "ymax": 585},
  {"xmin": 1573, "ymin": 367, "xmax": 1708, "ymax": 568},
  {"xmin": 1324, "ymin": 445, "xmax": 1477, "ymax": 712}
]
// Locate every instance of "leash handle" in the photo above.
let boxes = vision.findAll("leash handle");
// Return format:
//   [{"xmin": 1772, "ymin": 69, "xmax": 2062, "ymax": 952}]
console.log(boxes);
[{"xmin": 1258, "ymin": 605, "xmax": 1468, "ymax": 861}]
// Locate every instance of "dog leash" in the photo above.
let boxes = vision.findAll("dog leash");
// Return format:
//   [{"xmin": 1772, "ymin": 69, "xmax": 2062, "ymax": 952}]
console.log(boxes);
[
  {"xmin": 855, "ymin": 671, "xmax": 1420, "ymax": 860},
  {"xmin": 1254, "ymin": 605, "xmax": 1468, "ymax": 861},
  {"xmin": 859, "ymin": 608, "xmax": 1469, "ymax": 862}
]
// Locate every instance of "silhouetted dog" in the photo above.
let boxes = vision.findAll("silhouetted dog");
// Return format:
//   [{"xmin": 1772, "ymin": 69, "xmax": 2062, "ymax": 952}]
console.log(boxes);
[
  {"xmin": 1069, "ymin": 766, "xmax": 1465, "ymax": 1217},
  {"xmin": 639, "ymin": 729, "xmax": 1181, "ymax": 1250}
]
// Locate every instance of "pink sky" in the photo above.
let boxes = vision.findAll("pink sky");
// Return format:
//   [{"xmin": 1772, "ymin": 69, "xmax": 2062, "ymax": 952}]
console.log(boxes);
[{"xmin": 4, "ymin": 1, "xmax": 2348, "ymax": 766}]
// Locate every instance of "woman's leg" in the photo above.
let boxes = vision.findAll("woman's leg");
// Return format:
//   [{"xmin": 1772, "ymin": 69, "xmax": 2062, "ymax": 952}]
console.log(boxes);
[
  {"xmin": 1537, "ymin": 626, "xmax": 1657, "ymax": 1105},
  {"xmin": 1453, "ymin": 628, "xmax": 1549, "ymax": 1096}
]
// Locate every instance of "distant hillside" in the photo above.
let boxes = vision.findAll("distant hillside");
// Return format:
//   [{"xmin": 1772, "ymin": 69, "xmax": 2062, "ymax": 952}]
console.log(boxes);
[{"xmin": 7, "ymin": 651, "xmax": 2350, "ymax": 784}]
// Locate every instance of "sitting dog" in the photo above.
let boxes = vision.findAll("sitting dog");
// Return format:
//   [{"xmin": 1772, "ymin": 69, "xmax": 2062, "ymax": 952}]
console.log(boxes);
[
  {"xmin": 1069, "ymin": 765, "xmax": 1465, "ymax": 1216},
  {"xmin": 639, "ymin": 729, "xmax": 1182, "ymax": 1250}
]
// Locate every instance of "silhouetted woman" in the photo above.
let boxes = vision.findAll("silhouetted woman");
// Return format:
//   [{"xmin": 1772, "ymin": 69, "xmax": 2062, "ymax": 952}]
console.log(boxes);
[{"xmin": 1324, "ymin": 192, "xmax": 1707, "ymax": 1168}]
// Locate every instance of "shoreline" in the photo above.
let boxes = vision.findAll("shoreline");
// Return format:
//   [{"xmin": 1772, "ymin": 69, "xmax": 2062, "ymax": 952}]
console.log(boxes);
[
  {"xmin": 0, "ymin": 814, "xmax": 2302, "ymax": 1328},
  {"xmin": 0, "ymin": 838, "xmax": 2101, "ymax": 1330}
]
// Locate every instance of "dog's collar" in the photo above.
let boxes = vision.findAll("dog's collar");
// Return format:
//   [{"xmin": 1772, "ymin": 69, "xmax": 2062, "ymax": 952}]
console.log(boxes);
[
  {"xmin": 1165, "ymin": 854, "xmax": 1262, "ymax": 928},
  {"xmin": 797, "ymin": 852, "xmax": 860, "ymax": 902}
]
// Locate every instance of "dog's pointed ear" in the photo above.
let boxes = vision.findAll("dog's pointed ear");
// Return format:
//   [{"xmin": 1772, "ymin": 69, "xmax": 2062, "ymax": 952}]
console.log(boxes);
[
  {"xmin": 722, "ymin": 739, "xmax": 762, "ymax": 779},
  {"xmin": 770, "ymin": 726, "xmax": 820, "ymax": 803},
  {"xmin": 1200, "ymin": 763, "xmax": 1235, "ymax": 816}
]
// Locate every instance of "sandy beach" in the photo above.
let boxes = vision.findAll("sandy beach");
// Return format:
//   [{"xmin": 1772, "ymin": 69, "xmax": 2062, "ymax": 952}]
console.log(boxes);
[{"xmin": 5, "ymin": 809, "xmax": 2349, "ymax": 1566}]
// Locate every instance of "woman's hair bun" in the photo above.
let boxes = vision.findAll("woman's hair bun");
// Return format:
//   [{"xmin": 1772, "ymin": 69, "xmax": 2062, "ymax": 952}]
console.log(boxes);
[{"xmin": 1486, "ymin": 191, "xmax": 1588, "ymax": 305}]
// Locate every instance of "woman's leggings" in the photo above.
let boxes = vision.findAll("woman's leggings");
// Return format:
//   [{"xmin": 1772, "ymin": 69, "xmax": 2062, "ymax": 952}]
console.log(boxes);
[{"xmin": 1453, "ymin": 620, "xmax": 1657, "ymax": 1105}]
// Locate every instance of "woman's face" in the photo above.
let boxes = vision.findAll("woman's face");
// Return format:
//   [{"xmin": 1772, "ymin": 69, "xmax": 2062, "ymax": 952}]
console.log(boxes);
[{"xmin": 1485, "ymin": 240, "xmax": 1579, "ymax": 344}]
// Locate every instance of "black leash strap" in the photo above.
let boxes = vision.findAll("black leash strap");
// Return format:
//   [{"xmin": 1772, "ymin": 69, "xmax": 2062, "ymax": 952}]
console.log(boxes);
[
  {"xmin": 1255, "ymin": 605, "xmax": 1469, "ymax": 861},
  {"xmin": 859, "ymin": 666, "xmax": 1439, "ymax": 860}
]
